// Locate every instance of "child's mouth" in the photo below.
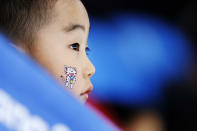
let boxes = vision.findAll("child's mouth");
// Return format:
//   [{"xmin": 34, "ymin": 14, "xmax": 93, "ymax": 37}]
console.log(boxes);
[{"xmin": 80, "ymin": 87, "xmax": 92, "ymax": 96}]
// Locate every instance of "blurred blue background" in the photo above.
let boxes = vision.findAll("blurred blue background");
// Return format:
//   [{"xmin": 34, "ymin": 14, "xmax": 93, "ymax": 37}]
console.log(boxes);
[
  {"xmin": 83, "ymin": 1, "xmax": 197, "ymax": 130},
  {"xmin": 88, "ymin": 14, "xmax": 192, "ymax": 105}
]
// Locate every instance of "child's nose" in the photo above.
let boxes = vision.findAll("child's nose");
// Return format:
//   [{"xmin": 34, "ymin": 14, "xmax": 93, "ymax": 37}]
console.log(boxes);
[{"xmin": 83, "ymin": 57, "xmax": 95, "ymax": 78}]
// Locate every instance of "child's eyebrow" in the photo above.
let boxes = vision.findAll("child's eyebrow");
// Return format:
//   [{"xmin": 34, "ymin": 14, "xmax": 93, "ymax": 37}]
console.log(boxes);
[{"xmin": 63, "ymin": 24, "xmax": 86, "ymax": 32}]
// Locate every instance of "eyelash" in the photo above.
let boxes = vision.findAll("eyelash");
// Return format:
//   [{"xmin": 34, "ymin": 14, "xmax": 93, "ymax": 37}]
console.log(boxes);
[
  {"xmin": 70, "ymin": 43, "xmax": 80, "ymax": 51},
  {"xmin": 69, "ymin": 43, "xmax": 91, "ymax": 55}
]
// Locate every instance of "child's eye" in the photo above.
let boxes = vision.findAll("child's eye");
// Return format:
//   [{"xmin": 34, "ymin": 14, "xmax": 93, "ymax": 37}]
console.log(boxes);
[
  {"xmin": 70, "ymin": 43, "xmax": 80, "ymax": 51},
  {"xmin": 86, "ymin": 47, "xmax": 91, "ymax": 55}
]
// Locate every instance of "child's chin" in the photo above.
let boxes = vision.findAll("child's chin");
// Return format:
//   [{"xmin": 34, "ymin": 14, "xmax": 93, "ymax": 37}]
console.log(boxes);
[{"xmin": 79, "ymin": 95, "xmax": 88, "ymax": 104}]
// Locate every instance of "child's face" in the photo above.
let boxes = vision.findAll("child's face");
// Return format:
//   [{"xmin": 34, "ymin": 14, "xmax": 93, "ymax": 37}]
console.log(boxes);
[{"xmin": 29, "ymin": 0, "xmax": 95, "ymax": 102}]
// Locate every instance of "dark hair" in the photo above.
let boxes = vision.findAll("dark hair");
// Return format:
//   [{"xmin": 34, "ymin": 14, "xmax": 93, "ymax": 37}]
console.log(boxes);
[{"xmin": 0, "ymin": 0, "xmax": 57, "ymax": 46}]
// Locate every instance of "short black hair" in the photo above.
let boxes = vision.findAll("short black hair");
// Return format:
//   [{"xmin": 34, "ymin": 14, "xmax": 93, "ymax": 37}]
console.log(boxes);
[{"xmin": 0, "ymin": 0, "xmax": 57, "ymax": 46}]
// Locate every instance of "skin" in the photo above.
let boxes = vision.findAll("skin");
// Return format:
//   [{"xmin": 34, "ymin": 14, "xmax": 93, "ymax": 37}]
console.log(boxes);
[
  {"xmin": 20, "ymin": 0, "xmax": 95, "ymax": 103},
  {"xmin": 125, "ymin": 112, "xmax": 164, "ymax": 131}
]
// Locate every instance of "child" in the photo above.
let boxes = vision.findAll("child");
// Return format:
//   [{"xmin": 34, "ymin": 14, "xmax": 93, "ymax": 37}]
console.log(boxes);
[{"xmin": 0, "ymin": 0, "xmax": 95, "ymax": 103}]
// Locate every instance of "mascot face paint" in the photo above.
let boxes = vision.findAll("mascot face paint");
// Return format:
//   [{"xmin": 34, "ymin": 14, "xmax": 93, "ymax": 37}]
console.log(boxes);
[{"xmin": 61, "ymin": 66, "xmax": 77, "ymax": 89}]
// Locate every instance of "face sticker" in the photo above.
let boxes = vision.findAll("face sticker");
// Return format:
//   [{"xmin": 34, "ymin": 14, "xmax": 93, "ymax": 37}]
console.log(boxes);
[{"xmin": 60, "ymin": 65, "xmax": 77, "ymax": 89}]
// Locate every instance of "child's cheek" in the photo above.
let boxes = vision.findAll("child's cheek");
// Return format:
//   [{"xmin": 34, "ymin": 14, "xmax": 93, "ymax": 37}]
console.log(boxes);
[
  {"xmin": 71, "ymin": 72, "xmax": 82, "ymax": 96},
  {"xmin": 60, "ymin": 65, "xmax": 77, "ymax": 88},
  {"xmin": 59, "ymin": 65, "xmax": 82, "ymax": 96}
]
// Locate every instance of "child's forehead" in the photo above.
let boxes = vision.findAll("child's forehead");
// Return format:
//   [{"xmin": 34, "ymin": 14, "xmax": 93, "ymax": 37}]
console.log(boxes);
[
  {"xmin": 53, "ymin": 0, "xmax": 89, "ymax": 29},
  {"xmin": 54, "ymin": 0, "xmax": 85, "ymax": 16}
]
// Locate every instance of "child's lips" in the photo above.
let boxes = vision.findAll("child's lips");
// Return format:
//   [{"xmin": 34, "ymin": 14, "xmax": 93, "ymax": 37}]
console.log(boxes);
[{"xmin": 80, "ymin": 87, "xmax": 93, "ymax": 96}]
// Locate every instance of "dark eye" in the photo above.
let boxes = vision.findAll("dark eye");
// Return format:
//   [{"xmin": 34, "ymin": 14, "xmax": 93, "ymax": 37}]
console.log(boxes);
[
  {"xmin": 70, "ymin": 43, "xmax": 80, "ymax": 51},
  {"xmin": 86, "ymin": 47, "xmax": 91, "ymax": 55}
]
